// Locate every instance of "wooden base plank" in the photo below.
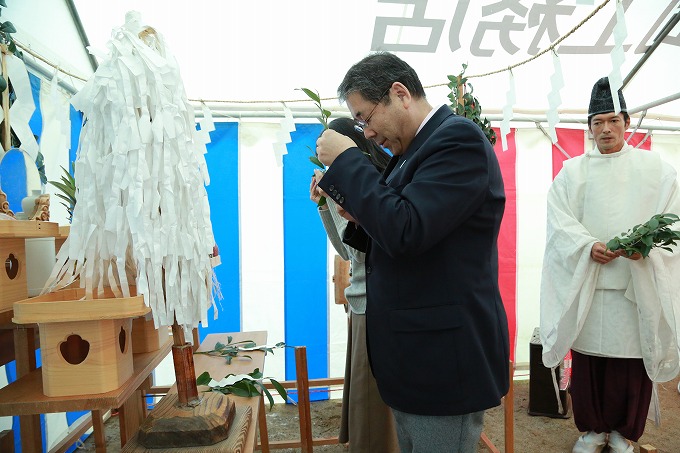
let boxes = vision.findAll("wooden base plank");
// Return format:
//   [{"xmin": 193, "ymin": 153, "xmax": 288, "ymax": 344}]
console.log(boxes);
[
  {"xmin": 136, "ymin": 392, "xmax": 236, "ymax": 449},
  {"xmin": 123, "ymin": 405, "xmax": 252, "ymax": 453}
]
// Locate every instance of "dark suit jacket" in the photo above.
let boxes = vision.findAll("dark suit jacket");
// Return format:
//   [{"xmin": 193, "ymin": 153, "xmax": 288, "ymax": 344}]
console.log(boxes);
[{"xmin": 319, "ymin": 106, "xmax": 509, "ymax": 415}]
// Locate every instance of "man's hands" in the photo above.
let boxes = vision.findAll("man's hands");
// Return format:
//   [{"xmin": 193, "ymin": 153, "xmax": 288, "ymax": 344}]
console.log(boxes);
[
  {"xmin": 313, "ymin": 130, "xmax": 359, "ymax": 223},
  {"xmin": 309, "ymin": 169, "xmax": 326, "ymax": 208},
  {"xmin": 310, "ymin": 168, "xmax": 357, "ymax": 222},
  {"xmin": 316, "ymin": 129, "xmax": 356, "ymax": 166},
  {"xmin": 590, "ymin": 241, "xmax": 642, "ymax": 263}
]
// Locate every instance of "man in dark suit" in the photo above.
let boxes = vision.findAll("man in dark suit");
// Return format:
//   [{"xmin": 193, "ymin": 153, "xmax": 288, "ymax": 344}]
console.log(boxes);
[{"xmin": 316, "ymin": 52, "xmax": 510, "ymax": 452}]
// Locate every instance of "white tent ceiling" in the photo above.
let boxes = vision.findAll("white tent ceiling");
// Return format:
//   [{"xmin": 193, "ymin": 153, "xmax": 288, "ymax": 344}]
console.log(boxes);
[
  {"xmin": 3, "ymin": 0, "xmax": 680, "ymax": 387},
  {"xmin": 6, "ymin": 0, "xmax": 680, "ymax": 127}
]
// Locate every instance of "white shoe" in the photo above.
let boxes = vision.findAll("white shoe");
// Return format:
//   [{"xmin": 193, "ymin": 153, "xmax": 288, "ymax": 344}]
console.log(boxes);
[
  {"xmin": 608, "ymin": 431, "xmax": 634, "ymax": 453},
  {"xmin": 572, "ymin": 431, "xmax": 606, "ymax": 453}
]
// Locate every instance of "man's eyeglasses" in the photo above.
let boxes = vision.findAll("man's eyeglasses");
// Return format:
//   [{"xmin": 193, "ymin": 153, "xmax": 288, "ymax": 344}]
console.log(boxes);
[{"xmin": 353, "ymin": 87, "xmax": 391, "ymax": 133}]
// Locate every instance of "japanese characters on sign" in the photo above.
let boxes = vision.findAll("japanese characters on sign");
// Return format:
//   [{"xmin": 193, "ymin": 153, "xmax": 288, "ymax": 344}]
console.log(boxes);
[{"xmin": 371, "ymin": 0, "xmax": 679, "ymax": 57}]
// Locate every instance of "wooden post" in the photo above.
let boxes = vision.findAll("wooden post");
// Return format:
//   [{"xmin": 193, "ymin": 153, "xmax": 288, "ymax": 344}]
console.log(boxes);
[
  {"xmin": 14, "ymin": 326, "xmax": 41, "ymax": 453},
  {"xmin": 91, "ymin": 410, "xmax": 106, "ymax": 453},
  {"xmin": 295, "ymin": 346, "xmax": 313, "ymax": 453},
  {"xmin": 258, "ymin": 395, "xmax": 270, "ymax": 453},
  {"xmin": 170, "ymin": 321, "xmax": 200, "ymax": 407},
  {"xmin": 1, "ymin": 44, "xmax": 10, "ymax": 153},
  {"xmin": 0, "ymin": 429, "xmax": 14, "ymax": 453},
  {"xmin": 504, "ymin": 361, "xmax": 514, "ymax": 453}
]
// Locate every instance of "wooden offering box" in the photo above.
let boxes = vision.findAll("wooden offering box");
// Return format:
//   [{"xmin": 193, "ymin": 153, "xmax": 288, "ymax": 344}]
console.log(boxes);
[
  {"xmin": 132, "ymin": 315, "xmax": 169, "ymax": 353},
  {"xmin": 54, "ymin": 225, "xmax": 70, "ymax": 254},
  {"xmin": 0, "ymin": 220, "xmax": 59, "ymax": 312},
  {"xmin": 12, "ymin": 286, "xmax": 150, "ymax": 397}
]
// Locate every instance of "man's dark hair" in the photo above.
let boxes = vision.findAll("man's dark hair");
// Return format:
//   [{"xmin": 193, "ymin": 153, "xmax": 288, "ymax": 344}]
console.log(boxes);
[{"xmin": 337, "ymin": 52, "xmax": 426, "ymax": 105}]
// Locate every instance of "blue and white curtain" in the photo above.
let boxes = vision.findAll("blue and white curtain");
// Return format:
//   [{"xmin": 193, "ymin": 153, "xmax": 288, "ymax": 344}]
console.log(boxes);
[{"xmin": 200, "ymin": 121, "xmax": 346, "ymax": 389}]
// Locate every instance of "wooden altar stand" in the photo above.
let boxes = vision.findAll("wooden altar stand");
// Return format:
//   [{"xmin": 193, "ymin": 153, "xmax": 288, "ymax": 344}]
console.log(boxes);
[
  {"xmin": 0, "ymin": 336, "xmax": 172, "ymax": 452},
  {"xmin": 121, "ymin": 330, "xmax": 268, "ymax": 453}
]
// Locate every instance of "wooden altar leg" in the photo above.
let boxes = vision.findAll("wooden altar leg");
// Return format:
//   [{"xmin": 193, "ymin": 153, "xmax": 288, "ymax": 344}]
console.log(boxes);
[
  {"xmin": 91, "ymin": 410, "xmax": 107, "ymax": 453},
  {"xmin": 14, "ymin": 326, "xmax": 41, "ymax": 453},
  {"xmin": 258, "ymin": 395, "xmax": 270, "ymax": 453},
  {"xmin": 0, "ymin": 429, "xmax": 14, "ymax": 453},
  {"xmin": 118, "ymin": 388, "xmax": 144, "ymax": 447}
]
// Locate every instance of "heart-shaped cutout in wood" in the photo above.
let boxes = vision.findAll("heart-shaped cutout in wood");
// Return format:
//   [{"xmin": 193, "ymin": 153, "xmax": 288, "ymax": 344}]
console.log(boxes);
[{"xmin": 59, "ymin": 334, "xmax": 90, "ymax": 365}]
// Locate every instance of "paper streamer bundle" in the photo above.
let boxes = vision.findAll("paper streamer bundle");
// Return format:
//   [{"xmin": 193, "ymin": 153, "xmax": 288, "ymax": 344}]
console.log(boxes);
[{"xmin": 46, "ymin": 11, "xmax": 219, "ymax": 335}]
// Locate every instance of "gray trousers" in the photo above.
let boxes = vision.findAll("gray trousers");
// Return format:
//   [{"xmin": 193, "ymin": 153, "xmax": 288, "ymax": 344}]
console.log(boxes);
[{"xmin": 391, "ymin": 408, "xmax": 485, "ymax": 453}]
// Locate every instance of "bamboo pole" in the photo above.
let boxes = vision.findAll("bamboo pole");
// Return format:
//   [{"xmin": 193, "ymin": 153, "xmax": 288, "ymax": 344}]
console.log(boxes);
[
  {"xmin": 456, "ymin": 75, "xmax": 465, "ymax": 116},
  {"xmin": 0, "ymin": 44, "xmax": 10, "ymax": 153}
]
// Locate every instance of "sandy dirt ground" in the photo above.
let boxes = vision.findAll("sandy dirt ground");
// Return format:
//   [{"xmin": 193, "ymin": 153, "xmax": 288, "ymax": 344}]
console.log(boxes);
[{"xmin": 78, "ymin": 374, "xmax": 680, "ymax": 453}]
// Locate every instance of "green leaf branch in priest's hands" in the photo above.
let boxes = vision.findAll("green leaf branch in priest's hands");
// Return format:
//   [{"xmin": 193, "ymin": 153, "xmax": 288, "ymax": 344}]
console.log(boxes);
[{"xmin": 605, "ymin": 213, "xmax": 680, "ymax": 259}]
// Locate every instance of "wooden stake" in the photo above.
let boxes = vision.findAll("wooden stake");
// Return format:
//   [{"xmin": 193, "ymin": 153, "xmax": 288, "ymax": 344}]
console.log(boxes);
[
  {"xmin": 135, "ymin": 325, "xmax": 236, "ymax": 448},
  {"xmin": 171, "ymin": 321, "xmax": 200, "ymax": 407}
]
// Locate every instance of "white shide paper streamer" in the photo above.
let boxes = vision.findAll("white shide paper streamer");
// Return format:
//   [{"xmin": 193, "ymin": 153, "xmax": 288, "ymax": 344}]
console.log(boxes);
[
  {"xmin": 500, "ymin": 71, "xmax": 516, "ymax": 152},
  {"xmin": 5, "ymin": 55, "xmax": 39, "ymax": 159},
  {"xmin": 45, "ymin": 11, "xmax": 219, "ymax": 338},
  {"xmin": 547, "ymin": 52, "xmax": 565, "ymax": 144},
  {"xmin": 273, "ymin": 102, "xmax": 296, "ymax": 167}
]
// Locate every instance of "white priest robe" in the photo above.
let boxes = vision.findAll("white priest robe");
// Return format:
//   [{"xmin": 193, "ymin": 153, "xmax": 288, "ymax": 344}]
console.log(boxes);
[{"xmin": 540, "ymin": 143, "xmax": 680, "ymax": 383}]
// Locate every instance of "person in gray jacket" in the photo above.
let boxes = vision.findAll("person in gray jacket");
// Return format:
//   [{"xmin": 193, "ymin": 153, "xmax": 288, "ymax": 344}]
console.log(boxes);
[{"xmin": 310, "ymin": 117, "xmax": 397, "ymax": 453}]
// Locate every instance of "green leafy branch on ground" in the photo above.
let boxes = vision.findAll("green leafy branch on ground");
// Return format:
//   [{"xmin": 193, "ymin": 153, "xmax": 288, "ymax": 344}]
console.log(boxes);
[
  {"xmin": 194, "ymin": 336, "xmax": 286, "ymax": 365},
  {"xmin": 606, "ymin": 213, "xmax": 680, "ymax": 258},
  {"xmin": 197, "ymin": 368, "xmax": 287, "ymax": 410},
  {"xmin": 298, "ymin": 87, "xmax": 329, "ymax": 207}
]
